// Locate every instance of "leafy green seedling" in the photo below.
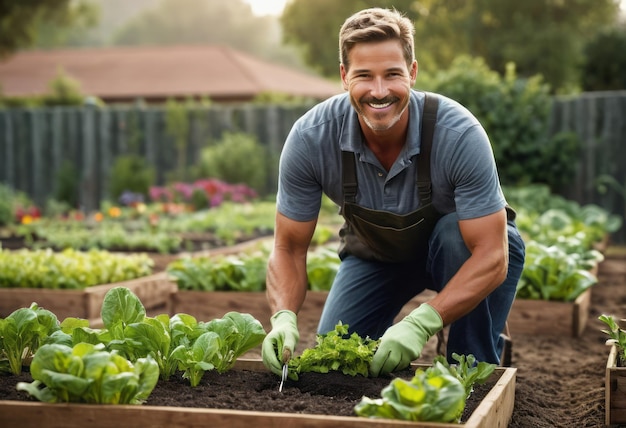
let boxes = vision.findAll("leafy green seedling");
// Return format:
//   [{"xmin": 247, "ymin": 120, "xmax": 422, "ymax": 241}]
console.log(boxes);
[
  {"xmin": 287, "ymin": 322, "xmax": 379, "ymax": 380},
  {"xmin": 599, "ymin": 314, "xmax": 626, "ymax": 365},
  {"xmin": 0, "ymin": 303, "xmax": 60, "ymax": 374}
]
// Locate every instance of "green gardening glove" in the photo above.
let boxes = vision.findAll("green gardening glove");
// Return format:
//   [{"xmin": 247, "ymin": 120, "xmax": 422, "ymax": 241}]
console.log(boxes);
[
  {"xmin": 369, "ymin": 303, "xmax": 443, "ymax": 377},
  {"xmin": 261, "ymin": 310, "xmax": 300, "ymax": 376}
]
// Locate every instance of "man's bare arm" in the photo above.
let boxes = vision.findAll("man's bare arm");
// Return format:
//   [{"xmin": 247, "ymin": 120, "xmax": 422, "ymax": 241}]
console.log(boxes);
[
  {"xmin": 428, "ymin": 209, "xmax": 509, "ymax": 325},
  {"xmin": 266, "ymin": 211, "xmax": 318, "ymax": 314}
]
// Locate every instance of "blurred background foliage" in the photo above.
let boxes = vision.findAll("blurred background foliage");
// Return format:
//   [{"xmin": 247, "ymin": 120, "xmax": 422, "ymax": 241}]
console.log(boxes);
[{"xmin": 2, "ymin": 0, "xmax": 624, "ymax": 93}]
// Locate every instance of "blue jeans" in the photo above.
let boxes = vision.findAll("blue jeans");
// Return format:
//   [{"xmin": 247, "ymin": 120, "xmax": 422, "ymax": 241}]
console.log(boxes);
[{"xmin": 317, "ymin": 212, "xmax": 526, "ymax": 364}]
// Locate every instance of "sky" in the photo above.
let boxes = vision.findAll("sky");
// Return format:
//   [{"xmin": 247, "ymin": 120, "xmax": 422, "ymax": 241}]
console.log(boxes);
[
  {"xmin": 241, "ymin": 0, "xmax": 626, "ymax": 17},
  {"xmin": 243, "ymin": 0, "xmax": 288, "ymax": 16}
]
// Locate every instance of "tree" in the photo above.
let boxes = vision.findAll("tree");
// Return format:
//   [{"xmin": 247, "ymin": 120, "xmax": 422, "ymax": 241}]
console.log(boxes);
[
  {"xmin": 281, "ymin": 0, "xmax": 418, "ymax": 78},
  {"xmin": 0, "ymin": 0, "xmax": 98, "ymax": 59},
  {"xmin": 413, "ymin": 0, "xmax": 620, "ymax": 92},
  {"xmin": 581, "ymin": 25, "xmax": 626, "ymax": 91},
  {"xmin": 280, "ymin": 0, "xmax": 621, "ymax": 92}
]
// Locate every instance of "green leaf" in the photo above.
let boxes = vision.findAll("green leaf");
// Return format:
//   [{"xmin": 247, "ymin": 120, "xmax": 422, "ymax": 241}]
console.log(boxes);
[{"xmin": 101, "ymin": 286, "xmax": 146, "ymax": 337}]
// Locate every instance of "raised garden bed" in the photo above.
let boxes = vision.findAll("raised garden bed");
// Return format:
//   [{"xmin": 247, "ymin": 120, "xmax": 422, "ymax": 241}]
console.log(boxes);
[
  {"xmin": 507, "ymin": 287, "xmax": 591, "ymax": 337},
  {"xmin": 606, "ymin": 343, "xmax": 626, "ymax": 425},
  {"xmin": 0, "ymin": 272, "xmax": 176, "ymax": 324},
  {"xmin": 169, "ymin": 289, "xmax": 436, "ymax": 333},
  {"xmin": 169, "ymin": 289, "xmax": 322, "ymax": 329},
  {"xmin": 0, "ymin": 359, "xmax": 516, "ymax": 428}
]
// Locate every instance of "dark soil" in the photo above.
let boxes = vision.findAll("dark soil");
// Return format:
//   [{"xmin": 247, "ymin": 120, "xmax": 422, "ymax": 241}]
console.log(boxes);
[
  {"xmin": 1, "ymin": 246, "xmax": 625, "ymax": 427},
  {"xmin": 145, "ymin": 368, "xmax": 496, "ymax": 421},
  {"xmin": 0, "ymin": 362, "xmax": 495, "ymax": 423}
]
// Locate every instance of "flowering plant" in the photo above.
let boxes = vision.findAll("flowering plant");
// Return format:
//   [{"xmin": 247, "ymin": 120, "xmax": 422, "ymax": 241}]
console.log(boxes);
[{"xmin": 150, "ymin": 178, "xmax": 257, "ymax": 210}]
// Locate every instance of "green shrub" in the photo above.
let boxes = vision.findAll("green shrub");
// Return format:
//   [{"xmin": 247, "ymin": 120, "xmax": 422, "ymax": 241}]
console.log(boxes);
[
  {"xmin": 53, "ymin": 159, "xmax": 79, "ymax": 208},
  {"xmin": 0, "ymin": 184, "xmax": 14, "ymax": 226},
  {"xmin": 193, "ymin": 132, "xmax": 269, "ymax": 195},
  {"xmin": 42, "ymin": 67, "xmax": 84, "ymax": 106},
  {"xmin": 109, "ymin": 154, "xmax": 155, "ymax": 201},
  {"xmin": 0, "ymin": 184, "xmax": 37, "ymax": 226},
  {"xmin": 419, "ymin": 56, "xmax": 580, "ymax": 191}
]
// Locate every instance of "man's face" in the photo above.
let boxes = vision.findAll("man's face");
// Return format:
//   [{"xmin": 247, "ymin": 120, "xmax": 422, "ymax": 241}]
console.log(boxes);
[{"xmin": 341, "ymin": 40, "xmax": 417, "ymax": 133}]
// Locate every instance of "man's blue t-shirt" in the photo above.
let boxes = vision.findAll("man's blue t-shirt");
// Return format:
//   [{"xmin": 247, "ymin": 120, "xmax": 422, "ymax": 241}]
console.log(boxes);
[{"xmin": 276, "ymin": 90, "xmax": 507, "ymax": 222}]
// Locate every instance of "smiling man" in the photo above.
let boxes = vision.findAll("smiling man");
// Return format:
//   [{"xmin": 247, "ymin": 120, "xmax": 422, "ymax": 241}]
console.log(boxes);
[{"xmin": 261, "ymin": 7, "xmax": 526, "ymax": 377}]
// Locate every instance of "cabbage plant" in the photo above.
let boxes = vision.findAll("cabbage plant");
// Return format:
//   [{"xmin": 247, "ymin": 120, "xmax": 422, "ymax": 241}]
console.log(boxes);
[{"xmin": 16, "ymin": 342, "xmax": 159, "ymax": 404}]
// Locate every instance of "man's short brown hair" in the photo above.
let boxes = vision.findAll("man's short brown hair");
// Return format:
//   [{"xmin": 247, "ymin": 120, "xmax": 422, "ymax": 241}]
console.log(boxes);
[{"xmin": 339, "ymin": 8, "xmax": 415, "ymax": 71}]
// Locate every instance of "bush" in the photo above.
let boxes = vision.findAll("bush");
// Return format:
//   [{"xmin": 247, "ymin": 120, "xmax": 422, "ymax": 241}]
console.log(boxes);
[
  {"xmin": 109, "ymin": 154, "xmax": 155, "ymax": 201},
  {"xmin": 53, "ymin": 159, "xmax": 79, "ymax": 208},
  {"xmin": 419, "ymin": 56, "xmax": 580, "ymax": 191},
  {"xmin": 0, "ymin": 184, "xmax": 39, "ymax": 226},
  {"xmin": 192, "ymin": 132, "xmax": 269, "ymax": 195}
]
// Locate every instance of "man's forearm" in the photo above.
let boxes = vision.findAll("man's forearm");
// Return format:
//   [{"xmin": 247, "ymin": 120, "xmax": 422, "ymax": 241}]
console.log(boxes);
[
  {"xmin": 429, "ymin": 250, "xmax": 507, "ymax": 325},
  {"xmin": 266, "ymin": 249, "xmax": 309, "ymax": 314}
]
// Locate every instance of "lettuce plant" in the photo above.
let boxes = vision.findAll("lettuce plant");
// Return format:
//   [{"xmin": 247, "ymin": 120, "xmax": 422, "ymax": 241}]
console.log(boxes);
[
  {"xmin": 435, "ymin": 353, "xmax": 496, "ymax": 398},
  {"xmin": 354, "ymin": 354, "xmax": 496, "ymax": 423},
  {"xmin": 287, "ymin": 322, "xmax": 379, "ymax": 380},
  {"xmin": 196, "ymin": 311, "xmax": 266, "ymax": 372},
  {"xmin": 516, "ymin": 240, "xmax": 598, "ymax": 301},
  {"xmin": 355, "ymin": 360, "xmax": 466, "ymax": 422},
  {"xmin": 0, "ymin": 303, "xmax": 60, "ymax": 374},
  {"xmin": 175, "ymin": 311, "xmax": 266, "ymax": 386},
  {"xmin": 16, "ymin": 342, "xmax": 159, "ymax": 404},
  {"xmin": 95, "ymin": 287, "xmax": 265, "ymax": 386},
  {"xmin": 172, "ymin": 331, "xmax": 221, "ymax": 387}
]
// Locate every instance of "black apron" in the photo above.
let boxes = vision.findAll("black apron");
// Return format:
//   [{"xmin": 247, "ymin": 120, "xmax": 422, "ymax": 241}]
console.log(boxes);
[{"xmin": 338, "ymin": 93, "xmax": 442, "ymax": 263}]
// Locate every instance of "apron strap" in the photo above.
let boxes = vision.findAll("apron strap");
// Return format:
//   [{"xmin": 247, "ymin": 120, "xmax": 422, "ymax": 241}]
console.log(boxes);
[
  {"xmin": 342, "ymin": 92, "xmax": 439, "ymax": 205},
  {"xmin": 417, "ymin": 92, "xmax": 439, "ymax": 204},
  {"xmin": 342, "ymin": 150, "xmax": 358, "ymax": 204}
]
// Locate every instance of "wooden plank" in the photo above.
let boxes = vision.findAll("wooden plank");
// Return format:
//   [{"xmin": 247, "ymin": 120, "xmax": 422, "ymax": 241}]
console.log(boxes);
[
  {"xmin": 464, "ymin": 366, "xmax": 516, "ymax": 428},
  {"xmin": 507, "ymin": 288, "xmax": 591, "ymax": 337},
  {"xmin": 97, "ymin": 108, "xmax": 113, "ymax": 202},
  {"xmin": 170, "ymin": 290, "xmax": 322, "ymax": 328},
  {"xmin": 572, "ymin": 286, "xmax": 591, "ymax": 337},
  {"xmin": 29, "ymin": 110, "xmax": 45, "ymax": 206},
  {"xmin": 606, "ymin": 344, "xmax": 626, "ymax": 425},
  {"xmin": 0, "ymin": 362, "xmax": 516, "ymax": 428},
  {"xmin": 85, "ymin": 272, "xmax": 177, "ymax": 319},
  {"xmin": 0, "ymin": 111, "xmax": 14, "ymax": 183},
  {"xmin": 0, "ymin": 272, "xmax": 176, "ymax": 321},
  {"xmin": 81, "ymin": 105, "xmax": 98, "ymax": 212},
  {"xmin": 50, "ymin": 108, "xmax": 64, "ymax": 194},
  {"xmin": 170, "ymin": 288, "xmax": 436, "ymax": 330},
  {"xmin": 0, "ymin": 288, "xmax": 87, "ymax": 319}
]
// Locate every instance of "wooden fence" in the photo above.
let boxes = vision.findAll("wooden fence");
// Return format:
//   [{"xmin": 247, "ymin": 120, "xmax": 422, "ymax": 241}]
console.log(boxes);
[
  {"xmin": 1, "ymin": 91, "xmax": 625, "ymax": 242},
  {"xmin": 0, "ymin": 102, "xmax": 311, "ymax": 212},
  {"xmin": 549, "ymin": 91, "xmax": 626, "ymax": 243}
]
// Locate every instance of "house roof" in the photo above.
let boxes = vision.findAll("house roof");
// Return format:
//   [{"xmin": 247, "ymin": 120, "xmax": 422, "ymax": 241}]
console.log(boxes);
[{"xmin": 0, "ymin": 45, "xmax": 343, "ymax": 102}]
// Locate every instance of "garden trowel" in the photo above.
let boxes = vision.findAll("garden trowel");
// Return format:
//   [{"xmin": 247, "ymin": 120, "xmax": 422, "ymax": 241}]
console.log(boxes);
[{"xmin": 279, "ymin": 348, "xmax": 291, "ymax": 392}]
